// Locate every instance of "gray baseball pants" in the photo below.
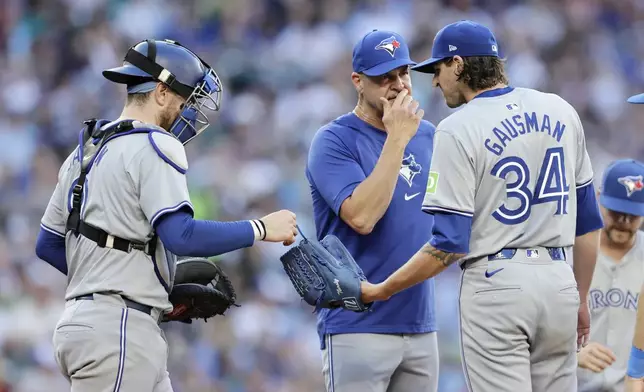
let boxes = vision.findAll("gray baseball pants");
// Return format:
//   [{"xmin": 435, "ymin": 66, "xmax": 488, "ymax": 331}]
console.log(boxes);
[
  {"xmin": 321, "ymin": 332, "xmax": 439, "ymax": 392},
  {"xmin": 53, "ymin": 293, "xmax": 172, "ymax": 392},
  {"xmin": 459, "ymin": 247, "xmax": 580, "ymax": 392}
]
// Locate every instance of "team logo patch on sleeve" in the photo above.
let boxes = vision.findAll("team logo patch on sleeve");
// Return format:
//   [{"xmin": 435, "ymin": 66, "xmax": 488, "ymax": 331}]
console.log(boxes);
[{"xmin": 426, "ymin": 171, "xmax": 439, "ymax": 194}]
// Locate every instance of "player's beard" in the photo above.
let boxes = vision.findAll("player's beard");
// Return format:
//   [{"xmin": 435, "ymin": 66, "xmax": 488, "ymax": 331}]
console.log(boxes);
[
  {"xmin": 437, "ymin": 82, "xmax": 467, "ymax": 108},
  {"xmin": 443, "ymin": 90, "xmax": 467, "ymax": 108},
  {"xmin": 158, "ymin": 106, "xmax": 181, "ymax": 132},
  {"xmin": 358, "ymin": 94, "xmax": 385, "ymax": 121},
  {"xmin": 604, "ymin": 225, "xmax": 637, "ymax": 247}
]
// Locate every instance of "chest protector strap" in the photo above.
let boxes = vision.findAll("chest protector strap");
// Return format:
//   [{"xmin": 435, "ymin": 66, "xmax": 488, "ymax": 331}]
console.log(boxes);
[{"xmin": 65, "ymin": 119, "xmax": 157, "ymax": 256}]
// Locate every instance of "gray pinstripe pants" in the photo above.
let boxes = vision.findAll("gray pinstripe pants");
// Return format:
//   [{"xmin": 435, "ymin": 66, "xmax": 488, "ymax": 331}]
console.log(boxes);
[{"xmin": 53, "ymin": 294, "xmax": 172, "ymax": 392}]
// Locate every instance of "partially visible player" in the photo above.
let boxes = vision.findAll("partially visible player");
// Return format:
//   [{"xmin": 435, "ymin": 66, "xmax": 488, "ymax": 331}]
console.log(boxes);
[
  {"xmin": 622, "ymin": 93, "xmax": 644, "ymax": 392},
  {"xmin": 35, "ymin": 39, "xmax": 297, "ymax": 391},
  {"xmin": 575, "ymin": 159, "xmax": 644, "ymax": 392},
  {"xmin": 360, "ymin": 20, "xmax": 604, "ymax": 391},
  {"xmin": 627, "ymin": 283, "xmax": 644, "ymax": 392},
  {"xmin": 306, "ymin": 30, "xmax": 439, "ymax": 391}
]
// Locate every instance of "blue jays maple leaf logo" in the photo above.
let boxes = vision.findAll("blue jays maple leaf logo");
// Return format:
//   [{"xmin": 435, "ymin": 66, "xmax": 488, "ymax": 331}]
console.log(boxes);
[
  {"xmin": 618, "ymin": 175, "xmax": 644, "ymax": 197},
  {"xmin": 375, "ymin": 36, "xmax": 401, "ymax": 57},
  {"xmin": 400, "ymin": 154, "xmax": 422, "ymax": 187}
]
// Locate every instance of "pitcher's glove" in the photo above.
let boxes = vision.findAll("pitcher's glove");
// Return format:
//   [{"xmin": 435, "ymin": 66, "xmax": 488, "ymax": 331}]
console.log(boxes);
[
  {"xmin": 162, "ymin": 258, "xmax": 239, "ymax": 324},
  {"xmin": 279, "ymin": 228, "xmax": 372, "ymax": 313}
]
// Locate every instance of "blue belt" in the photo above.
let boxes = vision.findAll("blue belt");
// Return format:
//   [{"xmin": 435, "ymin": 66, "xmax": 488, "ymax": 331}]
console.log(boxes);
[{"xmin": 488, "ymin": 247, "xmax": 566, "ymax": 262}]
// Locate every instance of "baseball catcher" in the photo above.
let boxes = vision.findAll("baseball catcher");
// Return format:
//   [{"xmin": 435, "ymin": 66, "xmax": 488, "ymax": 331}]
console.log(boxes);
[
  {"xmin": 35, "ymin": 38, "xmax": 297, "ymax": 391},
  {"xmin": 280, "ymin": 227, "xmax": 372, "ymax": 313},
  {"xmin": 162, "ymin": 257, "xmax": 238, "ymax": 323}
]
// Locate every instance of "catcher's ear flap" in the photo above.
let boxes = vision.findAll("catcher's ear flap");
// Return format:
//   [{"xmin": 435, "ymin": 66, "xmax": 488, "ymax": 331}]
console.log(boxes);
[{"xmin": 174, "ymin": 257, "xmax": 223, "ymax": 285}]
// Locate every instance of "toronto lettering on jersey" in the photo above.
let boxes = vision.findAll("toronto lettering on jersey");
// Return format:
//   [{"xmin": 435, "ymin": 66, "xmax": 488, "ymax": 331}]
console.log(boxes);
[
  {"xmin": 589, "ymin": 288, "xmax": 639, "ymax": 311},
  {"xmin": 484, "ymin": 111, "xmax": 566, "ymax": 156}
]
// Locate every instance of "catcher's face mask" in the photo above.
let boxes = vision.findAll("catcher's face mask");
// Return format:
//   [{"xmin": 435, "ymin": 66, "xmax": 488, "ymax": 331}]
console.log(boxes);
[{"xmin": 168, "ymin": 68, "xmax": 222, "ymax": 145}]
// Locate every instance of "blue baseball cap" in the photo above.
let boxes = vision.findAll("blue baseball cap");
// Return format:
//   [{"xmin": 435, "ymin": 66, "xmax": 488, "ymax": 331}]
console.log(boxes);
[
  {"xmin": 352, "ymin": 30, "xmax": 416, "ymax": 76},
  {"xmin": 600, "ymin": 159, "xmax": 644, "ymax": 216},
  {"xmin": 627, "ymin": 93, "xmax": 644, "ymax": 104},
  {"xmin": 412, "ymin": 20, "xmax": 500, "ymax": 74}
]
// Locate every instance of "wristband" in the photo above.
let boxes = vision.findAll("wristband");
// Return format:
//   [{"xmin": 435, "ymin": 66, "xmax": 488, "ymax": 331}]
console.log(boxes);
[
  {"xmin": 258, "ymin": 219, "xmax": 267, "ymax": 240},
  {"xmin": 627, "ymin": 345, "xmax": 644, "ymax": 378},
  {"xmin": 249, "ymin": 220, "xmax": 266, "ymax": 241}
]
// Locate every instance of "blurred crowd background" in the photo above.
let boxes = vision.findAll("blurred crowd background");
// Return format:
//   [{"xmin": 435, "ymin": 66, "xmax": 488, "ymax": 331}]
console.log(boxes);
[{"xmin": 0, "ymin": 0, "xmax": 642, "ymax": 391}]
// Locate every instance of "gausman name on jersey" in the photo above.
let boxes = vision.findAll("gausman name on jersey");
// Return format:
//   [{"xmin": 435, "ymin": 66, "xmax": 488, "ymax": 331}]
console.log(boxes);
[{"xmin": 484, "ymin": 111, "xmax": 566, "ymax": 156}]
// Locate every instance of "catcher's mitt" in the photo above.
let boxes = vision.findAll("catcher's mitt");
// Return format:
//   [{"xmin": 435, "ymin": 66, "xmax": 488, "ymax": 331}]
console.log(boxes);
[
  {"xmin": 279, "ymin": 227, "xmax": 372, "ymax": 313},
  {"xmin": 162, "ymin": 257, "xmax": 238, "ymax": 324}
]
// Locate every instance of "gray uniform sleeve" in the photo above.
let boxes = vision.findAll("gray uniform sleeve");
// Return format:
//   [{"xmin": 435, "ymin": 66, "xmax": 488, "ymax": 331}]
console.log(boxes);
[
  {"xmin": 41, "ymin": 151, "xmax": 77, "ymax": 237},
  {"xmin": 128, "ymin": 133, "xmax": 194, "ymax": 227},
  {"xmin": 573, "ymin": 109, "xmax": 593, "ymax": 187},
  {"xmin": 41, "ymin": 182, "xmax": 67, "ymax": 237},
  {"xmin": 422, "ymin": 130, "xmax": 475, "ymax": 218}
]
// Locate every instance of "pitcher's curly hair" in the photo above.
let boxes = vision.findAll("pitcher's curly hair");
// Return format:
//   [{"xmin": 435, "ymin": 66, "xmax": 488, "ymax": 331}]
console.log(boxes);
[{"xmin": 443, "ymin": 56, "xmax": 509, "ymax": 91}]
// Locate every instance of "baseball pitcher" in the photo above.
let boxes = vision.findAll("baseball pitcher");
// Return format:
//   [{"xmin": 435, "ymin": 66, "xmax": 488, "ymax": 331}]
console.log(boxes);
[
  {"xmin": 576, "ymin": 159, "xmax": 644, "ymax": 392},
  {"xmin": 360, "ymin": 21, "xmax": 605, "ymax": 391},
  {"xmin": 34, "ymin": 39, "xmax": 297, "ymax": 392}
]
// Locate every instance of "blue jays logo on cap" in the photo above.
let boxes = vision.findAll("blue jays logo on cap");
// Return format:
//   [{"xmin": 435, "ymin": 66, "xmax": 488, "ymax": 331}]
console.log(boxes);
[
  {"xmin": 618, "ymin": 175, "xmax": 644, "ymax": 197},
  {"xmin": 375, "ymin": 36, "xmax": 401, "ymax": 57},
  {"xmin": 600, "ymin": 159, "xmax": 644, "ymax": 216}
]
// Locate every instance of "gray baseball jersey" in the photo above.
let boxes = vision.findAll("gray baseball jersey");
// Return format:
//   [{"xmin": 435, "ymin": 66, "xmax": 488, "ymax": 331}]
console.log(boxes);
[
  {"xmin": 41, "ymin": 120, "xmax": 192, "ymax": 312},
  {"xmin": 423, "ymin": 87, "xmax": 594, "ymax": 391},
  {"xmin": 43, "ymin": 120, "xmax": 191, "ymax": 391},
  {"xmin": 423, "ymin": 87, "xmax": 593, "ymax": 263},
  {"xmin": 577, "ymin": 231, "xmax": 644, "ymax": 392}
]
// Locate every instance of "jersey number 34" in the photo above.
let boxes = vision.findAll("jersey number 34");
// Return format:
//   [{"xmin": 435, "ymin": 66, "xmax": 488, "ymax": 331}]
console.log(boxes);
[{"xmin": 491, "ymin": 147, "xmax": 569, "ymax": 225}]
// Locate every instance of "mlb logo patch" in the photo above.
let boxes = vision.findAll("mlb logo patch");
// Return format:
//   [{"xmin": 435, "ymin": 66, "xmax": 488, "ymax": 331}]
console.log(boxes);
[{"xmin": 526, "ymin": 249, "xmax": 540, "ymax": 259}]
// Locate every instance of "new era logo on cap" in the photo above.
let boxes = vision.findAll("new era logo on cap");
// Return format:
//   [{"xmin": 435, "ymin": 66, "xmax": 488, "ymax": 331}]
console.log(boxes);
[{"xmin": 448, "ymin": 45, "xmax": 457, "ymax": 52}]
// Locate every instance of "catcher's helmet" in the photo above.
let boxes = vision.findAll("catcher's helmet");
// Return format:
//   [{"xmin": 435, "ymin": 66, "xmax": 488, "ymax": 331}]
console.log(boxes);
[{"xmin": 103, "ymin": 39, "xmax": 222, "ymax": 145}]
